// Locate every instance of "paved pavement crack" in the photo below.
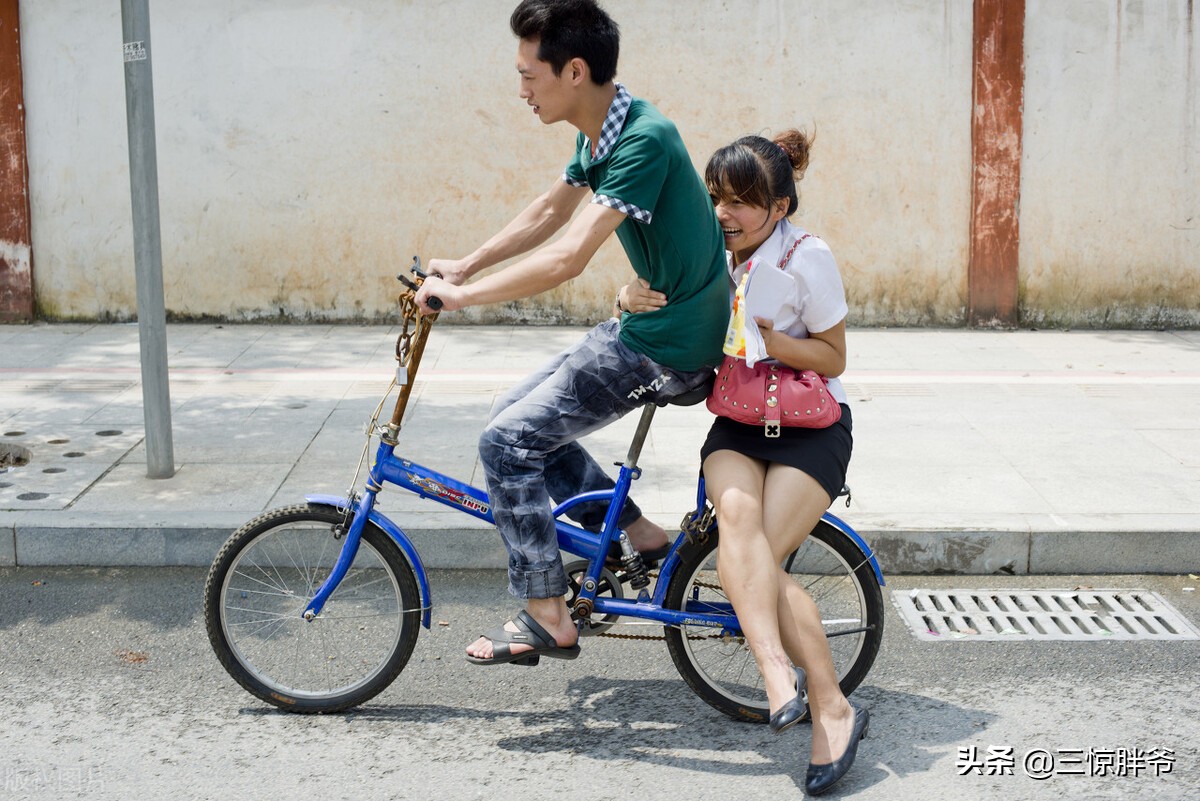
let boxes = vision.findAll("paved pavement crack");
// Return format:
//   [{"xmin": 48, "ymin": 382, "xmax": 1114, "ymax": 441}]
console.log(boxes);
[{"xmin": 65, "ymin": 435, "xmax": 147, "ymax": 509}]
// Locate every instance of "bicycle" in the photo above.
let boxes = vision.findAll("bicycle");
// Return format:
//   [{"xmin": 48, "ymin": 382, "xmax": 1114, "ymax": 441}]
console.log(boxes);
[{"xmin": 203, "ymin": 260, "xmax": 885, "ymax": 723}]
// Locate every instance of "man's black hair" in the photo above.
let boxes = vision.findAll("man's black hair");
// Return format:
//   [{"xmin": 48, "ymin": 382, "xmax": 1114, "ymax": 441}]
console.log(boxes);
[{"xmin": 510, "ymin": 0, "xmax": 619, "ymax": 84}]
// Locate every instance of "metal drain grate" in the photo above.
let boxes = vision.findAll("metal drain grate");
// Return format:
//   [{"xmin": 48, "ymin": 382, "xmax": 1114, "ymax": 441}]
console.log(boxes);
[{"xmin": 892, "ymin": 589, "xmax": 1200, "ymax": 641}]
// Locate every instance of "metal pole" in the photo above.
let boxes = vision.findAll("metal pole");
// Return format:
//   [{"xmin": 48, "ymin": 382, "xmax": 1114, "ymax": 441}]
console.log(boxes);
[{"xmin": 121, "ymin": 0, "xmax": 174, "ymax": 478}]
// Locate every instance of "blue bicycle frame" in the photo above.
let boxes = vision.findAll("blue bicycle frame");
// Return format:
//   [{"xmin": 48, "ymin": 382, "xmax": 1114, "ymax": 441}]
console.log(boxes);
[{"xmin": 302, "ymin": 426, "xmax": 884, "ymax": 635}]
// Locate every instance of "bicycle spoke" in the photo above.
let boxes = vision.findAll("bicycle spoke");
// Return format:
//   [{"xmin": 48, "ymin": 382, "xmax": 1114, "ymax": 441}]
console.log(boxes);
[{"xmin": 211, "ymin": 509, "xmax": 420, "ymax": 707}]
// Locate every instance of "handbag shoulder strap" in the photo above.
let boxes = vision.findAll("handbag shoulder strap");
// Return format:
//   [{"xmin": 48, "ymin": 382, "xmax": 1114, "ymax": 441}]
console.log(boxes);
[{"xmin": 777, "ymin": 233, "xmax": 814, "ymax": 271}]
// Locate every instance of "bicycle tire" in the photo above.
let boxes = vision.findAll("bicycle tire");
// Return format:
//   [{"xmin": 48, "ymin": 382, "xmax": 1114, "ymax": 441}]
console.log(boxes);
[
  {"xmin": 204, "ymin": 504, "xmax": 422, "ymax": 713},
  {"xmin": 663, "ymin": 520, "xmax": 884, "ymax": 723}
]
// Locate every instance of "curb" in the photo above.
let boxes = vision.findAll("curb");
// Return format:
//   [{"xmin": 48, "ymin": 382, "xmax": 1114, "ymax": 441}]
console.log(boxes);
[{"xmin": 5, "ymin": 523, "xmax": 1198, "ymax": 575}]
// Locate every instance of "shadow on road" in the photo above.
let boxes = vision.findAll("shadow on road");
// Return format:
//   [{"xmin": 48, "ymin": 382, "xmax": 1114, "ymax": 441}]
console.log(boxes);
[{"xmin": 266, "ymin": 678, "xmax": 991, "ymax": 793}]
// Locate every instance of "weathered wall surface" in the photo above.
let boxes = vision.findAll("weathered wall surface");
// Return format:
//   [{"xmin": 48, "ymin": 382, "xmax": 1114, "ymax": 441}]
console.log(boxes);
[
  {"xmin": 1020, "ymin": 0, "xmax": 1200, "ymax": 328},
  {"xmin": 15, "ymin": 1, "xmax": 1197, "ymax": 326}
]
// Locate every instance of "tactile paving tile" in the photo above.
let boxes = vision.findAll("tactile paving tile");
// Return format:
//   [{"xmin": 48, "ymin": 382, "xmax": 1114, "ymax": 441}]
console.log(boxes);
[{"xmin": 0, "ymin": 427, "xmax": 144, "ymax": 510}]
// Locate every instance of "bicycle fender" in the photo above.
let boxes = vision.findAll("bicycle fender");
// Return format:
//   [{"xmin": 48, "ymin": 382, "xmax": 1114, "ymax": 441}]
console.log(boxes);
[
  {"xmin": 820, "ymin": 511, "xmax": 886, "ymax": 587},
  {"xmin": 306, "ymin": 494, "xmax": 433, "ymax": 629}
]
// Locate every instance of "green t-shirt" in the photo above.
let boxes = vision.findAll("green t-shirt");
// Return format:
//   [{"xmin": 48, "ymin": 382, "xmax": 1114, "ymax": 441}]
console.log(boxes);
[{"xmin": 564, "ymin": 98, "xmax": 727, "ymax": 372}]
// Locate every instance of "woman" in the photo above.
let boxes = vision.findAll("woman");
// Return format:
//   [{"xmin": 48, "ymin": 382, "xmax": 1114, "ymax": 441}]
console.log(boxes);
[{"xmin": 618, "ymin": 130, "xmax": 866, "ymax": 795}]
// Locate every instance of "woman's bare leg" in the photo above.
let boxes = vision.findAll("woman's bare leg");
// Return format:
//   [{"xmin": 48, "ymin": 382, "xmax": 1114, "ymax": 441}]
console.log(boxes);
[
  {"xmin": 702, "ymin": 450, "xmax": 798, "ymax": 715},
  {"xmin": 761, "ymin": 464, "xmax": 856, "ymax": 764}
]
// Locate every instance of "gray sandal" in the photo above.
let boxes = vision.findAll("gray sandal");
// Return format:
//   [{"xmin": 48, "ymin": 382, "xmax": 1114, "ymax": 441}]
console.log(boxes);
[{"xmin": 466, "ymin": 610, "xmax": 581, "ymax": 666}]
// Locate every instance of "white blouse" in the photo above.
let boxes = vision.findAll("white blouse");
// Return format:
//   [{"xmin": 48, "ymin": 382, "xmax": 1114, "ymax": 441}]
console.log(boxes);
[{"xmin": 727, "ymin": 219, "xmax": 849, "ymax": 404}]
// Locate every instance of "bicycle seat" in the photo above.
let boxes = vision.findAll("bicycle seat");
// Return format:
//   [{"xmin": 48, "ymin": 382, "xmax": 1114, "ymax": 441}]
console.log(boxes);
[{"xmin": 659, "ymin": 376, "xmax": 714, "ymax": 408}]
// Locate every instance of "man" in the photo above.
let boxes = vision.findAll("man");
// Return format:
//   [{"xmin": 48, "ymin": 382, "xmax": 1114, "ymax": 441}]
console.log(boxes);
[{"xmin": 415, "ymin": 0, "xmax": 727, "ymax": 665}]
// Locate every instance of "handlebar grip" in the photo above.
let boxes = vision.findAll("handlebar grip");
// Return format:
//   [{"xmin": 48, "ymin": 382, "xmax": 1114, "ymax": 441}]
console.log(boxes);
[{"xmin": 407, "ymin": 256, "xmax": 444, "ymax": 310}]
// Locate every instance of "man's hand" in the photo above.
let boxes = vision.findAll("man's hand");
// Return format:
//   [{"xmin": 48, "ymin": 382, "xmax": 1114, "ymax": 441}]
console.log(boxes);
[
  {"xmin": 426, "ymin": 258, "xmax": 470, "ymax": 286},
  {"xmin": 415, "ymin": 276, "xmax": 466, "ymax": 314},
  {"xmin": 618, "ymin": 278, "xmax": 667, "ymax": 314}
]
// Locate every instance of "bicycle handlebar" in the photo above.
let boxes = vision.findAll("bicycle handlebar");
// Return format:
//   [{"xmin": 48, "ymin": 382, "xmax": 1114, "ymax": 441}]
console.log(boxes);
[{"xmin": 397, "ymin": 256, "xmax": 443, "ymax": 311}]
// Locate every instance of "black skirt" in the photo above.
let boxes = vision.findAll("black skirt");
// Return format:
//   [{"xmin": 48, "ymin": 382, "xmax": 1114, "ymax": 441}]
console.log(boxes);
[{"xmin": 700, "ymin": 404, "xmax": 853, "ymax": 501}]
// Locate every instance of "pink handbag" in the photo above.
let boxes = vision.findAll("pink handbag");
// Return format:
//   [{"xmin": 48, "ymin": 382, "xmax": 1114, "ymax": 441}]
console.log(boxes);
[{"xmin": 706, "ymin": 356, "xmax": 841, "ymax": 437}]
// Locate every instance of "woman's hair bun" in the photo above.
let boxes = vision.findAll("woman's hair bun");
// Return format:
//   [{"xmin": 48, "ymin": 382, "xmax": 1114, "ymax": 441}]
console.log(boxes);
[{"xmin": 773, "ymin": 129, "xmax": 813, "ymax": 179}]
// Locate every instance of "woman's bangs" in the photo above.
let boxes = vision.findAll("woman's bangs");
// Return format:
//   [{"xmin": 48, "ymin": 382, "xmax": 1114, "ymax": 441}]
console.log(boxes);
[{"xmin": 706, "ymin": 146, "xmax": 770, "ymax": 208}]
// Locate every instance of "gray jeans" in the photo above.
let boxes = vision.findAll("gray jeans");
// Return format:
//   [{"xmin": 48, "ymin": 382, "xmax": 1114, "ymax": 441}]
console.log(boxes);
[{"xmin": 480, "ymin": 318, "xmax": 713, "ymax": 599}]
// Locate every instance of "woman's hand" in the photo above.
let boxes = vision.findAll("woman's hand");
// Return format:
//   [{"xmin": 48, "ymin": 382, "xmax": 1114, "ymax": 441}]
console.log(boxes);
[
  {"xmin": 617, "ymin": 278, "xmax": 667, "ymax": 315},
  {"xmin": 753, "ymin": 317, "xmax": 848, "ymax": 377},
  {"xmin": 754, "ymin": 316, "xmax": 777, "ymax": 355}
]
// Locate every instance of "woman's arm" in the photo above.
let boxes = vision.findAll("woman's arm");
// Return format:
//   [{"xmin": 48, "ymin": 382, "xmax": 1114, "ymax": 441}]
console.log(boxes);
[{"xmin": 756, "ymin": 317, "xmax": 847, "ymax": 377}]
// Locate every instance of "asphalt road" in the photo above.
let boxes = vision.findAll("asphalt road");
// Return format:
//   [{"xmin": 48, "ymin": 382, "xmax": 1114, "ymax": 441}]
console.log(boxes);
[{"xmin": 1, "ymin": 567, "xmax": 1197, "ymax": 800}]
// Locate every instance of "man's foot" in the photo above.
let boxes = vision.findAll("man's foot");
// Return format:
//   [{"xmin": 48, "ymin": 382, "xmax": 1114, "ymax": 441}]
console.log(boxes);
[
  {"xmin": 605, "ymin": 515, "xmax": 672, "ymax": 569},
  {"xmin": 465, "ymin": 609, "xmax": 578, "ymax": 665},
  {"xmin": 624, "ymin": 515, "xmax": 670, "ymax": 552}
]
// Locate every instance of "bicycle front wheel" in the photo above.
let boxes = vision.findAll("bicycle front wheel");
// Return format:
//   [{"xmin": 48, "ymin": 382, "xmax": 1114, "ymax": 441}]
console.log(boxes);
[
  {"xmin": 664, "ymin": 520, "xmax": 883, "ymax": 723},
  {"xmin": 204, "ymin": 504, "xmax": 422, "ymax": 713}
]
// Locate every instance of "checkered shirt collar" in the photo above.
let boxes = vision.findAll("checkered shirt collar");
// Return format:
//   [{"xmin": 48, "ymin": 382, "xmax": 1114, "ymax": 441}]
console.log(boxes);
[{"xmin": 587, "ymin": 83, "xmax": 632, "ymax": 164}]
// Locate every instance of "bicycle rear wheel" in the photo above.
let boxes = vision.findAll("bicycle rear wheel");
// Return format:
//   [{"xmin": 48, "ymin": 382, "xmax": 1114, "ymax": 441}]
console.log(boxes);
[
  {"xmin": 204, "ymin": 504, "xmax": 422, "ymax": 713},
  {"xmin": 664, "ymin": 519, "xmax": 883, "ymax": 723}
]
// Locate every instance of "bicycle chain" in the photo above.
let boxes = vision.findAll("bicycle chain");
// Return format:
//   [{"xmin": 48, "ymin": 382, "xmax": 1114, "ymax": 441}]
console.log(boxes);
[
  {"xmin": 595, "ymin": 630, "xmax": 667, "ymax": 641},
  {"xmin": 594, "ymin": 628, "xmax": 735, "ymax": 642},
  {"xmin": 587, "ymin": 561, "xmax": 737, "ymax": 644}
]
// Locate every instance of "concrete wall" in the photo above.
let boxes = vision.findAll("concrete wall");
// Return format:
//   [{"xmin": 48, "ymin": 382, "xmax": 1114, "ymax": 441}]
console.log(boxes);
[
  {"xmin": 15, "ymin": 1, "xmax": 1199, "ymax": 327},
  {"xmin": 1020, "ymin": 0, "xmax": 1200, "ymax": 328}
]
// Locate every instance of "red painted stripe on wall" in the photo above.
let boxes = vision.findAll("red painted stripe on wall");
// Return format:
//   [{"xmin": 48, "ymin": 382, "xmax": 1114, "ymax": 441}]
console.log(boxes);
[
  {"xmin": 0, "ymin": 0, "xmax": 33, "ymax": 322},
  {"xmin": 969, "ymin": 0, "xmax": 1025, "ymax": 327}
]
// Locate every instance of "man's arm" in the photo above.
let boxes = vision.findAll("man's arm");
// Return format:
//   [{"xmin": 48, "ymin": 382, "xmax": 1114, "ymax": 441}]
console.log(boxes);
[
  {"xmin": 429, "ymin": 179, "xmax": 589, "ymax": 285},
  {"xmin": 417, "ymin": 202, "xmax": 626, "ymax": 312}
]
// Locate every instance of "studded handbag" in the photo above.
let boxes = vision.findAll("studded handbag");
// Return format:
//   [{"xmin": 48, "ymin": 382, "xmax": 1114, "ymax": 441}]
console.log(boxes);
[{"xmin": 706, "ymin": 356, "xmax": 841, "ymax": 436}]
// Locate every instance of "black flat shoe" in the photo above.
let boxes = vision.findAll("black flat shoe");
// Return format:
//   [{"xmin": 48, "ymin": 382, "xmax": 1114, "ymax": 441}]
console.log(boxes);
[
  {"xmin": 768, "ymin": 666, "xmax": 808, "ymax": 734},
  {"xmin": 805, "ymin": 704, "xmax": 869, "ymax": 795}
]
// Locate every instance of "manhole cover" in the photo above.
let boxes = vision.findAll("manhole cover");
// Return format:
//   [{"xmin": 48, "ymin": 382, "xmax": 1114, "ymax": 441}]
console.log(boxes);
[{"xmin": 892, "ymin": 589, "xmax": 1200, "ymax": 641}]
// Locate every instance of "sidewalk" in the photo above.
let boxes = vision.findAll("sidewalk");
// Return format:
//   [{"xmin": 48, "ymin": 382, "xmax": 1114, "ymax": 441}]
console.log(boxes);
[{"xmin": 2, "ymin": 323, "xmax": 1199, "ymax": 574}]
